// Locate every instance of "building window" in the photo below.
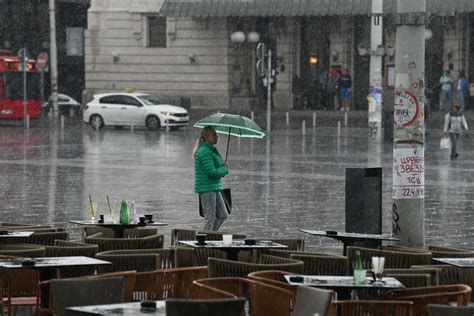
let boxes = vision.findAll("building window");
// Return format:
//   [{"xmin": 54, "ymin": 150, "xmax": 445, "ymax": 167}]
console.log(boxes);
[{"xmin": 148, "ymin": 16, "xmax": 167, "ymax": 47}]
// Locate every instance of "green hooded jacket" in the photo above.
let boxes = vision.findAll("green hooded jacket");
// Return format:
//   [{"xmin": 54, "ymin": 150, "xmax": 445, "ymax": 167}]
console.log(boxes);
[{"xmin": 194, "ymin": 143, "xmax": 229, "ymax": 193}]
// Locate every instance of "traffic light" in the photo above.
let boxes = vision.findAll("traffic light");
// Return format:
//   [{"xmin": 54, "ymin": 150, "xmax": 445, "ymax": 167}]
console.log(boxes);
[
  {"xmin": 17, "ymin": 48, "xmax": 29, "ymax": 72},
  {"xmin": 256, "ymin": 42, "xmax": 266, "ymax": 76}
]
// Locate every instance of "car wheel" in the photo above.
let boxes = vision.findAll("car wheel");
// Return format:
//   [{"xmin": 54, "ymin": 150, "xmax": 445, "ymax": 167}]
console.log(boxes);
[
  {"xmin": 145, "ymin": 115, "xmax": 161, "ymax": 131},
  {"xmin": 89, "ymin": 114, "xmax": 104, "ymax": 130}
]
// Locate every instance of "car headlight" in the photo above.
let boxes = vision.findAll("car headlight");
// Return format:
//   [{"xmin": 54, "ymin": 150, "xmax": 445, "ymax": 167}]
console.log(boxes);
[{"xmin": 160, "ymin": 112, "xmax": 173, "ymax": 116}]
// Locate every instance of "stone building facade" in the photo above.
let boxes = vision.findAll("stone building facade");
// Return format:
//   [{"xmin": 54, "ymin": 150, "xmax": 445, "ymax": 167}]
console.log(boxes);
[{"xmin": 84, "ymin": 0, "xmax": 474, "ymax": 111}]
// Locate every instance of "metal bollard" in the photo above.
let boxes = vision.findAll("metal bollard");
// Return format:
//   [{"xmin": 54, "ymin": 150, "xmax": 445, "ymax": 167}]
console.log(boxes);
[
  {"xmin": 60, "ymin": 115, "xmax": 64, "ymax": 129},
  {"xmin": 251, "ymin": 111, "xmax": 254, "ymax": 121},
  {"xmin": 69, "ymin": 108, "xmax": 74, "ymax": 118},
  {"xmin": 313, "ymin": 112, "xmax": 316, "ymax": 127},
  {"xmin": 131, "ymin": 121, "xmax": 134, "ymax": 132},
  {"xmin": 26, "ymin": 114, "xmax": 30, "ymax": 129},
  {"xmin": 344, "ymin": 111, "xmax": 348, "ymax": 127},
  {"xmin": 286, "ymin": 112, "xmax": 289, "ymax": 126},
  {"xmin": 337, "ymin": 121, "xmax": 341, "ymax": 137},
  {"xmin": 302, "ymin": 120, "xmax": 306, "ymax": 136}
]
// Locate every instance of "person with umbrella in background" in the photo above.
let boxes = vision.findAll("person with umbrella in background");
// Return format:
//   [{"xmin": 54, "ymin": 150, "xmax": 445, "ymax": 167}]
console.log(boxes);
[
  {"xmin": 193, "ymin": 113, "xmax": 265, "ymax": 230},
  {"xmin": 193, "ymin": 126, "xmax": 229, "ymax": 231}
]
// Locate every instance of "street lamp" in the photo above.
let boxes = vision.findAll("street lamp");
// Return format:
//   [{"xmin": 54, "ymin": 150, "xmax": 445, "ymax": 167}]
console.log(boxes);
[
  {"xmin": 230, "ymin": 31, "xmax": 260, "ymax": 97},
  {"xmin": 230, "ymin": 31, "xmax": 246, "ymax": 43}
]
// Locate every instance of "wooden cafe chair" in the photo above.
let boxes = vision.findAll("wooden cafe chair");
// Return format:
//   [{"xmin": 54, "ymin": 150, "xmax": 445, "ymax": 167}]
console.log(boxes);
[
  {"xmin": 35, "ymin": 273, "xmax": 132, "ymax": 316},
  {"xmin": 427, "ymin": 303, "xmax": 474, "ymax": 316},
  {"xmin": 386, "ymin": 284, "xmax": 472, "ymax": 316},
  {"xmin": 134, "ymin": 266, "xmax": 208, "ymax": 301},
  {"xmin": 208, "ymin": 255, "xmax": 303, "ymax": 278},
  {"xmin": 332, "ymin": 300, "xmax": 414, "ymax": 316},
  {"xmin": 193, "ymin": 277, "xmax": 293, "ymax": 316},
  {"xmin": 292, "ymin": 285, "xmax": 334, "ymax": 316},
  {"xmin": 166, "ymin": 298, "xmax": 246, "ymax": 316},
  {"xmin": 84, "ymin": 232, "xmax": 164, "ymax": 252}
]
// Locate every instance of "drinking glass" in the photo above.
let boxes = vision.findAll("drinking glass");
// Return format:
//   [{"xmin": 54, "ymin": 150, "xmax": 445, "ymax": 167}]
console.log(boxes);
[
  {"xmin": 108, "ymin": 202, "xmax": 116, "ymax": 222},
  {"xmin": 91, "ymin": 202, "xmax": 98, "ymax": 221},
  {"xmin": 222, "ymin": 234, "xmax": 233, "ymax": 245},
  {"xmin": 371, "ymin": 256, "xmax": 385, "ymax": 284}
]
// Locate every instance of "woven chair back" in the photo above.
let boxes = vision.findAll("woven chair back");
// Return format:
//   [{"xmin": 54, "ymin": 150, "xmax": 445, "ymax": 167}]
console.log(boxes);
[
  {"xmin": 333, "ymin": 300, "xmax": 414, "ymax": 316},
  {"xmin": 386, "ymin": 284, "xmax": 472, "ymax": 316},
  {"xmin": 290, "ymin": 253, "xmax": 348, "ymax": 275},
  {"xmin": 134, "ymin": 266, "xmax": 208, "ymax": 301},
  {"xmin": 193, "ymin": 277, "xmax": 293, "ymax": 316},
  {"xmin": 208, "ymin": 256, "xmax": 303, "ymax": 278},
  {"xmin": 427, "ymin": 304, "xmax": 474, "ymax": 316},
  {"xmin": 50, "ymin": 276, "xmax": 124, "ymax": 316},
  {"xmin": 166, "ymin": 298, "xmax": 246, "ymax": 316}
]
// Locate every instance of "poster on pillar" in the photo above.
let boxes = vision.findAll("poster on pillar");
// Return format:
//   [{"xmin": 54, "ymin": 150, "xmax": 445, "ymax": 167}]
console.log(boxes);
[
  {"xmin": 393, "ymin": 147, "xmax": 425, "ymax": 199},
  {"xmin": 394, "ymin": 90, "xmax": 419, "ymax": 127},
  {"xmin": 368, "ymin": 81, "xmax": 382, "ymax": 123}
]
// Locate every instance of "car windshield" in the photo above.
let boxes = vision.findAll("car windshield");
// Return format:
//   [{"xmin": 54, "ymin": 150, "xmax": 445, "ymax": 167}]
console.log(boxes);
[{"xmin": 137, "ymin": 95, "xmax": 161, "ymax": 106}]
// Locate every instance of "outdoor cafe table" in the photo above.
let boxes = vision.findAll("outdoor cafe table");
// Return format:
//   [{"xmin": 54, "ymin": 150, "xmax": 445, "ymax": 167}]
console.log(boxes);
[
  {"xmin": 66, "ymin": 301, "xmax": 166, "ymax": 316},
  {"xmin": 0, "ymin": 231, "xmax": 34, "ymax": 238},
  {"xmin": 284, "ymin": 275, "xmax": 404, "ymax": 300},
  {"xmin": 301, "ymin": 229, "xmax": 399, "ymax": 255},
  {"xmin": 432, "ymin": 257, "xmax": 474, "ymax": 268},
  {"xmin": 0, "ymin": 256, "xmax": 111, "ymax": 308},
  {"xmin": 69, "ymin": 220, "xmax": 168, "ymax": 238},
  {"xmin": 178, "ymin": 240, "xmax": 288, "ymax": 261}
]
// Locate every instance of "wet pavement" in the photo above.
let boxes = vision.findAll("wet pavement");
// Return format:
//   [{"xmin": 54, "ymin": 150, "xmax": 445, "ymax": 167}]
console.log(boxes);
[{"xmin": 0, "ymin": 110, "xmax": 473, "ymax": 254}]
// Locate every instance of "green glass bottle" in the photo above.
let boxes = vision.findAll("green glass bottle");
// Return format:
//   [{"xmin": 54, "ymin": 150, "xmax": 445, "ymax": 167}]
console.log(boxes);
[
  {"xmin": 119, "ymin": 200, "xmax": 129, "ymax": 224},
  {"xmin": 353, "ymin": 250, "xmax": 365, "ymax": 285}
]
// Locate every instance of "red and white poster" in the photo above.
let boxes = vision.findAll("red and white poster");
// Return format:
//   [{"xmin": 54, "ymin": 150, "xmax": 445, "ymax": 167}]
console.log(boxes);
[
  {"xmin": 393, "ymin": 147, "xmax": 424, "ymax": 199},
  {"xmin": 394, "ymin": 90, "xmax": 419, "ymax": 127}
]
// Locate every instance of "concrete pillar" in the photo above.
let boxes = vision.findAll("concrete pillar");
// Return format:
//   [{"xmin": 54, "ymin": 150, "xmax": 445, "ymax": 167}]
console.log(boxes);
[
  {"xmin": 368, "ymin": 0, "xmax": 383, "ymax": 142},
  {"xmin": 392, "ymin": 0, "xmax": 426, "ymax": 247}
]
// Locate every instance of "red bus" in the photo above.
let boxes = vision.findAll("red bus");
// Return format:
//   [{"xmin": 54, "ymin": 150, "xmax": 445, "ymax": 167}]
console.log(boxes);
[{"xmin": 0, "ymin": 49, "xmax": 41, "ymax": 120}]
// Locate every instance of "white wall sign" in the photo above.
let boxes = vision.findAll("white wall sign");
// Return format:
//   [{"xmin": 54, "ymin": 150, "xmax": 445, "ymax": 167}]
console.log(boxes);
[
  {"xmin": 394, "ymin": 90, "xmax": 419, "ymax": 127},
  {"xmin": 66, "ymin": 27, "xmax": 84, "ymax": 56},
  {"xmin": 393, "ymin": 147, "xmax": 424, "ymax": 199}
]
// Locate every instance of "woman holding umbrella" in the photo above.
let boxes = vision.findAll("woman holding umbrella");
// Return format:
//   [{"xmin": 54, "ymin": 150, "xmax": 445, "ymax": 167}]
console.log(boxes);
[{"xmin": 193, "ymin": 126, "xmax": 229, "ymax": 231}]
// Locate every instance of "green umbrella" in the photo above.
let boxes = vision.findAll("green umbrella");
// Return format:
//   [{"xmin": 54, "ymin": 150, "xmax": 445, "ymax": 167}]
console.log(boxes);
[{"xmin": 194, "ymin": 113, "xmax": 265, "ymax": 160}]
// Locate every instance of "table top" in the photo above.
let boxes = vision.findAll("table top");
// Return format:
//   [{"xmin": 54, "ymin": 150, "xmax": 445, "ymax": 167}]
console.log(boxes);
[
  {"xmin": 301, "ymin": 229, "xmax": 399, "ymax": 241},
  {"xmin": 284, "ymin": 275, "xmax": 404, "ymax": 289},
  {"xmin": 0, "ymin": 256, "xmax": 111, "ymax": 269},
  {"xmin": 69, "ymin": 220, "xmax": 168, "ymax": 227},
  {"xmin": 432, "ymin": 257, "xmax": 474, "ymax": 268},
  {"xmin": 66, "ymin": 301, "xmax": 166, "ymax": 316},
  {"xmin": 0, "ymin": 231, "xmax": 34, "ymax": 237},
  {"xmin": 178, "ymin": 240, "xmax": 288, "ymax": 250}
]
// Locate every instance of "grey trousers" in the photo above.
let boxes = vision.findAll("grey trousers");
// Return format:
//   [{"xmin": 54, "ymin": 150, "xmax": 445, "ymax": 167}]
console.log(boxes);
[
  {"xmin": 449, "ymin": 132, "xmax": 460, "ymax": 156},
  {"xmin": 200, "ymin": 191, "xmax": 228, "ymax": 231}
]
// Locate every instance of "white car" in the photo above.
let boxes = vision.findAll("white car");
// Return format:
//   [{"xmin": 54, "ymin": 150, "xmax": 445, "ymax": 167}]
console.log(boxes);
[
  {"xmin": 44, "ymin": 93, "xmax": 82, "ymax": 116},
  {"xmin": 83, "ymin": 93, "xmax": 189, "ymax": 130}
]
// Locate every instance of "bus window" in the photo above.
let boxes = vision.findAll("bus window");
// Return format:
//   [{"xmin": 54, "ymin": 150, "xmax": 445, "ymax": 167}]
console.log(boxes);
[{"xmin": 3, "ymin": 72, "xmax": 40, "ymax": 99}]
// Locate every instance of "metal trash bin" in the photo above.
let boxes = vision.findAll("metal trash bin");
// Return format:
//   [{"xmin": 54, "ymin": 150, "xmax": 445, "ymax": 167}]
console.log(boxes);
[{"xmin": 345, "ymin": 168, "xmax": 382, "ymax": 236}]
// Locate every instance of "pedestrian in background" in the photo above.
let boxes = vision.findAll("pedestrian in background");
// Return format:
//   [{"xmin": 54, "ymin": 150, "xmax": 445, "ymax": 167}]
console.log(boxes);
[
  {"xmin": 193, "ymin": 126, "xmax": 229, "ymax": 230},
  {"xmin": 327, "ymin": 69, "xmax": 338, "ymax": 110},
  {"xmin": 439, "ymin": 70, "xmax": 454, "ymax": 111},
  {"xmin": 338, "ymin": 69, "xmax": 352, "ymax": 111},
  {"xmin": 457, "ymin": 70, "xmax": 468, "ymax": 111},
  {"xmin": 443, "ymin": 105, "xmax": 468, "ymax": 160},
  {"xmin": 319, "ymin": 71, "xmax": 328, "ymax": 110}
]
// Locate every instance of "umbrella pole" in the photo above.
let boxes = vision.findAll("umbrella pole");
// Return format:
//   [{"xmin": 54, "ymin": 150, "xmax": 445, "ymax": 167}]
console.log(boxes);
[{"xmin": 225, "ymin": 128, "xmax": 231, "ymax": 161}]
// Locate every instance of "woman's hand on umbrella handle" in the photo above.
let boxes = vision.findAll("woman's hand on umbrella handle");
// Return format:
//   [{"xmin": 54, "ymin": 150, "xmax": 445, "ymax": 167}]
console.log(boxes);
[{"xmin": 224, "ymin": 160, "xmax": 231, "ymax": 169}]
